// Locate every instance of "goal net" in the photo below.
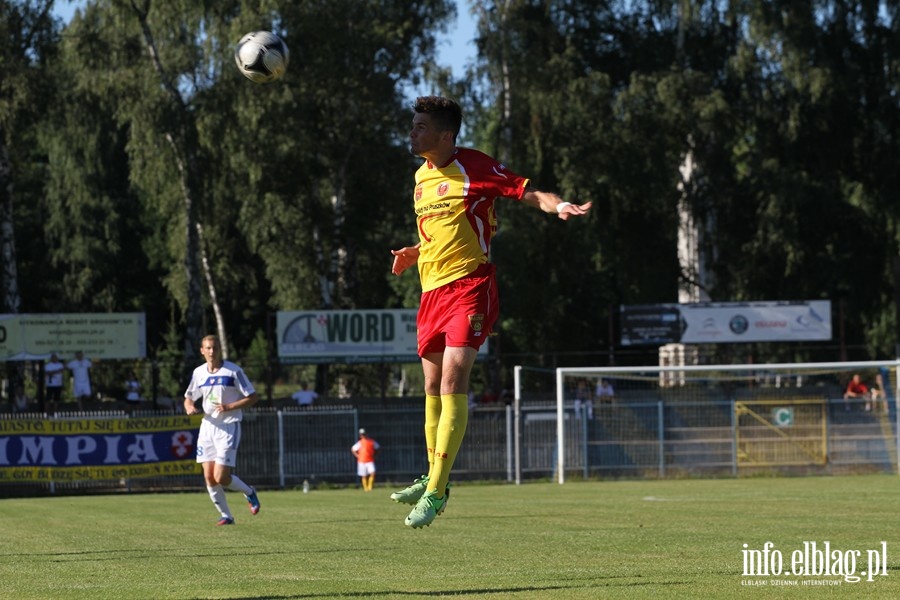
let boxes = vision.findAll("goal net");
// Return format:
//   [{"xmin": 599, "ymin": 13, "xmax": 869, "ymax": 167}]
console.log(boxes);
[{"xmin": 540, "ymin": 360, "xmax": 899, "ymax": 482}]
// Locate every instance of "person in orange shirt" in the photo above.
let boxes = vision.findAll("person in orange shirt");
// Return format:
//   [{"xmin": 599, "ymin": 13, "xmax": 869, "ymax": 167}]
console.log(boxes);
[
  {"xmin": 390, "ymin": 96, "xmax": 592, "ymax": 528},
  {"xmin": 351, "ymin": 429, "xmax": 380, "ymax": 492}
]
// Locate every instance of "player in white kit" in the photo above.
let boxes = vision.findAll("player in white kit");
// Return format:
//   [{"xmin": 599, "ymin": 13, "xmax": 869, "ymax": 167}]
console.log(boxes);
[{"xmin": 183, "ymin": 335, "xmax": 261, "ymax": 525}]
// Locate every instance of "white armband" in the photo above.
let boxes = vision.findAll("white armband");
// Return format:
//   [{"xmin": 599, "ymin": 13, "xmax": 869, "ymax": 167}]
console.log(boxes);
[{"xmin": 556, "ymin": 202, "xmax": 572, "ymax": 213}]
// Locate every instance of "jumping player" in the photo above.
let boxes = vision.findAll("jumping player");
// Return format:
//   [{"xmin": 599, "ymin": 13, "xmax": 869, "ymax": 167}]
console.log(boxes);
[
  {"xmin": 183, "ymin": 334, "xmax": 261, "ymax": 525},
  {"xmin": 390, "ymin": 96, "xmax": 592, "ymax": 528}
]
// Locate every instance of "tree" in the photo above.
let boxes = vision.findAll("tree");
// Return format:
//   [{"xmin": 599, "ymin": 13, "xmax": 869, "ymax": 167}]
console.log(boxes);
[
  {"xmin": 0, "ymin": 0, "xmax": 58, "ymax": 394},
  {"xmin": 35, "ymin": 0, "xmax": 455, "ymax": 396},
  {"xmin": 461, "ymin": 0, "xmax": 900, "ymax": 366},
  {"xmin": 1, "ymin": 1, "xmax": 57, "ymax": 315}
]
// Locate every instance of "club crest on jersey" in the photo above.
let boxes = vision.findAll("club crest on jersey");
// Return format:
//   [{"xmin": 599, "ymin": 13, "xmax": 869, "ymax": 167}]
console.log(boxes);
[
  {"xmin": 200, "ymin": 375, "xmax": 235, "ymax": 387},
  {"xmin": 469, "ymin": 313, "xmax": 485, "ymax": 332},
  {"xmin": 437, "ymin": 182, "xmax": 450, "ymax": 196},
  {"xmin": 415, "ymin": 185, "xmax": 423, "ymax": 201}
]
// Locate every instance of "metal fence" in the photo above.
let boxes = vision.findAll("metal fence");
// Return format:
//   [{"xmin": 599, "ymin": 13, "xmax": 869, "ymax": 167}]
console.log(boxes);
[
  {"xmin": 1, "ymin": 396, "xmax": 896, "ymax": 497},
  {"xmin": 567, "ymin": 397, "xmax": 896, "ymax": 479}
]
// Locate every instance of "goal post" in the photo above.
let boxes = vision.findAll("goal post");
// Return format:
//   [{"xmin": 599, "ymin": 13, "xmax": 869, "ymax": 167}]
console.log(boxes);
[{"xmin": 549, "ymin": 360, "xmax": 900, "ymax": 483}]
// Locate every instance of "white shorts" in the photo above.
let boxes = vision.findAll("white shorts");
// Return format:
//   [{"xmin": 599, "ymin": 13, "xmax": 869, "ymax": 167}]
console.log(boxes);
[
  {"xmin": 73, "ymin": 382, "xmax": 92, "ymax": 398},
  {"xmin": 357, "ymin": 462, "xmax": 376, "ymax": 477},
  {"xmin": 196, "ymin": 419, "xmax": 241, "ymax": 467}
]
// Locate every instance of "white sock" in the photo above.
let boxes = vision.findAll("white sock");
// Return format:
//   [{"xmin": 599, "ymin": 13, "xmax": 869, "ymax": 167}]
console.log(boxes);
[
  {"xmin": 227, "ymin": 474, "xmax": 253, "ymax": 495},
  {"xmin": 207, "ymin": 485, "xmax": 231, "ymax": 518}
]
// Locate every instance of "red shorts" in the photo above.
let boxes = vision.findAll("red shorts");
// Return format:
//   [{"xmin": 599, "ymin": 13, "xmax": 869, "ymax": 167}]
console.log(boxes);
[{"xmin": 417, "ymin": 263, "xmax": 498, "ymax": 356}]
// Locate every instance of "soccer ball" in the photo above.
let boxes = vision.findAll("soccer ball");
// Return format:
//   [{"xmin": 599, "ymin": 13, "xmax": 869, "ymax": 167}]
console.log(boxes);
[{"xmin": 234, "ymin": 31, "xmax": 289, "ymax": 83}]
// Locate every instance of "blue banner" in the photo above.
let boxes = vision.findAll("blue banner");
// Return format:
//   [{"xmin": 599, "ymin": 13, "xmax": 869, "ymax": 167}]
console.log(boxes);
[{"xmin": 0, "ymin": 415, "xmax": 202, "ymax": 482}]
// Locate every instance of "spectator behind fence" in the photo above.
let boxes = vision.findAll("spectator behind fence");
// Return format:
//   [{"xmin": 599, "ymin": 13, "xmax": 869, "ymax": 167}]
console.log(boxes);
[
  {"xmin": 45, "ymin": 353, "xmax": 64, "ymax": 412},
  {"xmin": 12, "ymin": 385, "xmax": 30, "ymax": 413},
  {"xmin": 595, "ymin": 378, "xmax": 615, "ymax": 403},
  {"xmin": 291, "ymin": 381, "xmax": 318, "ymax": 407},
  {"xmin": 574, "ymin": 379, "xmax": 594, "ymax": 419},
  {"xmin": 869, "ymin": 372, "xmax": 887, "ymax": 413},
  {"xmin": 843, "ymin": 373, "xmax": 870, "ymax": 411},
  {"xmin": 125, "ymin": 373, "xmax": 143, "ymax": 410},
  {"xmin": 67, "ymin": 351, "xmax": 93, "ymax": 410}
]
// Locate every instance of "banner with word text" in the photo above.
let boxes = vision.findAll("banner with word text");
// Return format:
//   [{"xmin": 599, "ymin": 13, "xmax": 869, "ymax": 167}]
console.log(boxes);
[
  {"xmin": 277, "ymin": 309, "xmax": 488, "ymax": 364},
  {"xmin": 0, "ymin": 415, "xmax": 202, "ymax": 483},
  {"xmin": 0, "ymin": 313, "xmax": 146, "ymax": 361}
]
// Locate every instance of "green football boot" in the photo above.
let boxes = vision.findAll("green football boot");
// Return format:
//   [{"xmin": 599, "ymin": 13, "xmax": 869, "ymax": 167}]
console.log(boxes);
[
  {"xmin": 390, "ymin": 475, "xmax": 429, "ymax": 505},
  {"xmin": 404, "ymin": 488, "xmax": 449, "ymax": 529}
]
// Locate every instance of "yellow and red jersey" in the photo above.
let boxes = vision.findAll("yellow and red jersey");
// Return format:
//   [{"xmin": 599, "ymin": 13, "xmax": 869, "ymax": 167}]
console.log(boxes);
[{"xmin": 413, "ymin": 148, "xmax": 529, "ymax": 292}]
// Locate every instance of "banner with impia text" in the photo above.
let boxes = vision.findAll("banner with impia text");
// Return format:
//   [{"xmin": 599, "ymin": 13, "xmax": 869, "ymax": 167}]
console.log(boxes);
[{"xmin": 0, "ymin": 415, "xmax": 202, "ymax": 483}]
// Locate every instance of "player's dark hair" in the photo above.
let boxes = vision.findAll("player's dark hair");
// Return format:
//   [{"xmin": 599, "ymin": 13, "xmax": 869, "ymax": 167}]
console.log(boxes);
[{"xmin": 414, "ymin": 96, "xmax": 462, "ymax": 140}]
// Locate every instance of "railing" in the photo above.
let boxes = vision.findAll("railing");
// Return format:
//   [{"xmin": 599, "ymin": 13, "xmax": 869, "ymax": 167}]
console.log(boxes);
[{"xmin": 0, "ymin": 397, "xmax": 895, "ymax": 496}]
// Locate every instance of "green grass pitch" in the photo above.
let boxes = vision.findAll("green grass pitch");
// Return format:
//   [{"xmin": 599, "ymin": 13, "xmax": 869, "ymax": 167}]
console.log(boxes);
[{"xmin": 1, "ymin": 475, "xmax": 898, "ymax": 599}]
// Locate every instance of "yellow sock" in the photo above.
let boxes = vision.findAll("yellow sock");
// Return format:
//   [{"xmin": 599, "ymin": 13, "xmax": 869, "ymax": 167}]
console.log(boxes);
[
  {"xmin": 428, "ymin": 393, "xmax": 469, "ymax": 496},
  {"xmin": 424, "ymin": 394, "xmax": 441, "ymax": 480}
]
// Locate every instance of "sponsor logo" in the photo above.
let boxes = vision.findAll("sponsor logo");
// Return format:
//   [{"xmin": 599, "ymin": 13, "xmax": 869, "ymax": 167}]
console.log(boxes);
[
  {"xmin": 755, "ymin": 320, "xmax": 788, "ymax": 328},
  {"xmin": 415, "ymin": 201, "xmax": 451, "ymax": 215},
  {"xmin": 437, "ymin": 182, "xmax": 449, "ymax": 196},
  {"xmin": 729, "ymin": 315, "xmax": 749, "ymax": 334},
  {"xmin": 415, "ymin": 185, "xmax": 423, "ymax": 201}
]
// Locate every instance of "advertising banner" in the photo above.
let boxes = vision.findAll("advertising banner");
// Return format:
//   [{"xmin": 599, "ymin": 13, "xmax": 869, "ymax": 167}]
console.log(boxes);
[
  {"xmin": 0, "ymin": 313, "xmax": 146, "ymax": 361},
  {"xmin": 621, "ymin": 301, "xmax": 832, "ymax": 346},
  {"xmin": 0, "ymin": 415, "xmax": 202, "ymax": 482},
  {"xmin": 277, "ymin": 309, "xmax": 488, "ymax": 363}
]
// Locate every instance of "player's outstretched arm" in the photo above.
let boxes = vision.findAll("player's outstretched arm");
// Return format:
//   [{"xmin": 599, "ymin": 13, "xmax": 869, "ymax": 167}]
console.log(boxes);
[
  {"xmin": 391, "ymin": 244, "xmax": 421, "ymax": 276},
  {"xmin": 521, "ymin": 187, "xmax": 592, "ymax": 221}
]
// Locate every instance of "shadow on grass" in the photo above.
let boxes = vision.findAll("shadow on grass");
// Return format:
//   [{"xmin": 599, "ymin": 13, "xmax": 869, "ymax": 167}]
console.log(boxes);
[
  {"xmin": 186, "ymin": 577, "xmax": 690, "ymax": 599},
  {"xmin": 2, "ymin": 545, "xmax": 394, "ymax": 562}
]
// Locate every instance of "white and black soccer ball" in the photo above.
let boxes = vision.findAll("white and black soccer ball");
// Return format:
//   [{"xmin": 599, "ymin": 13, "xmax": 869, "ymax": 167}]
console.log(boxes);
[{"xmin": 234, "ymin": 31, "xmax": 289, "ymax": 83}]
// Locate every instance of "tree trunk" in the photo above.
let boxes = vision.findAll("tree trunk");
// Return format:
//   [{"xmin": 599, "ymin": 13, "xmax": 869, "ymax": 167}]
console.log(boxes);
[
  {"xmin": 196, "ymin": 221, "xmax": 229, "ymax": 358},
  {"xmin": 130, "ymin": 0, "xmax": 215, "ymax": 368}
]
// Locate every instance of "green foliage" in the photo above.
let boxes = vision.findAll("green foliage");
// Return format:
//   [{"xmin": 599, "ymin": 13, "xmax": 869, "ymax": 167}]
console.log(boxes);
[
  {"xmin": 1, "ymin": 1, "xmax": 59, "ymax": 316},
  {"xmin": 242, "ymin": 328, "xmax": 268, "ymax": 383},
  {"xmin": 4, "ymin": 0, "xmax": 900, "ymax": 379},
  {"xmin": 18, "ymin": 0, "xmax": 451, "ymax": 360},
  {"xmin": 153, "ymin": 307, "xmax": 189, "ymax": 398},
  {"xmin": 464, "ymin": 0, "xmax": 900, "ymax": 363}
]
